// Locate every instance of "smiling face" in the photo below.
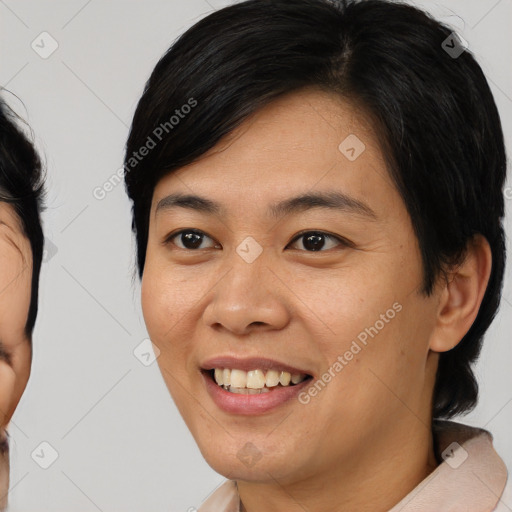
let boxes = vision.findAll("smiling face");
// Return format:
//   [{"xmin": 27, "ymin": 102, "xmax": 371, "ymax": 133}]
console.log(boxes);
[{"xmin": 141, "ymin": 88, "xmax": 443, "ymax": 487}]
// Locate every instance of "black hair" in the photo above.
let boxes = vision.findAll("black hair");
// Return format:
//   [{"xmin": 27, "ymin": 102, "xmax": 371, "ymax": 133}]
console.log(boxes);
[
  {"xmin": 0, "ymin": 95, "xmax": 45, "ymax": 339},
  {"xmin": 123, "ymin": 0, "xmax": 507, "ymax": 419}
]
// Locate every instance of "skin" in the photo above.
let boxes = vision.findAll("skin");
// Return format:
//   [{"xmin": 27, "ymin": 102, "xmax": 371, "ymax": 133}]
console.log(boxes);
[
  {"xmin": 0, "ymin": 201, "xmax": 33, "ymax": 509},
  {"xmin": 141, "ymin": 88, "xmax": 492, "ymax": 512}
]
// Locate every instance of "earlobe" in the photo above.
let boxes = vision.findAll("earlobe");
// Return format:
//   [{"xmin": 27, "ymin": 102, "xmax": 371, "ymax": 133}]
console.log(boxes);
[{"xmin": 429, "ymin": 234, "xmax": 492, "ymax": 353}]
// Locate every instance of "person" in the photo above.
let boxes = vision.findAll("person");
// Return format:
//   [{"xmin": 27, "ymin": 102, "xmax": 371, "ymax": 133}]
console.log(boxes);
[
  {"xmin": 0, "ymin": 95, "xmax": 45, "ymax": 510},
  {"xmin": 123, "ymin": 0, "xmax": 511, "ymax": 510}
]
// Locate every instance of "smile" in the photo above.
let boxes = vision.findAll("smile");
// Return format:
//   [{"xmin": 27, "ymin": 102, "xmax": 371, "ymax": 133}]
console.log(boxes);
[
  {"xmin": 211, "ymin": 368, "xmax": 308, "ymax": 394},
  {"xmin": 200, "ymin": 356, "xmax": 314, "ymax": 414}
]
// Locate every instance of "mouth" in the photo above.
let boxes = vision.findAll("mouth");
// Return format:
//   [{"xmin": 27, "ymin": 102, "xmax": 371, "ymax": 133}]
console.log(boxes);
[
  {"xmin": 203, "ymin": 367, "xmax": 312, "ymax": 394},
  {"xmin": 200, "ymin": 356, "xmax": 314, "ymax": 415}
]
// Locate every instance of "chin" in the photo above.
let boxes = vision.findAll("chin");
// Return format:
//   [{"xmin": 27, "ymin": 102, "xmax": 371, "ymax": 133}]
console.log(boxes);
[{"xmin": 198, "ymin": 436, "xmax": 306, "ymax": 483}]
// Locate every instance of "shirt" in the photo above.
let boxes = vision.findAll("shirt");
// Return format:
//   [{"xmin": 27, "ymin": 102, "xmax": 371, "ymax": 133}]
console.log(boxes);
[{"xmin": 197, "ymin": 420, "xmax": 511, "ymax": 512}]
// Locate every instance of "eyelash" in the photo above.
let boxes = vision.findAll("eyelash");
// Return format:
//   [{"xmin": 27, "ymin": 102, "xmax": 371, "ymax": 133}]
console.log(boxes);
[{"xmin": 162, "ymin": 229, "xmax": 351, "ymax": 252}]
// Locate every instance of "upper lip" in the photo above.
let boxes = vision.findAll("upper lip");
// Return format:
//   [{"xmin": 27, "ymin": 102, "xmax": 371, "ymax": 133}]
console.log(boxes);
[{"xmin": 200, "ymin": 356, "xmax": 313, "ymax": 377}]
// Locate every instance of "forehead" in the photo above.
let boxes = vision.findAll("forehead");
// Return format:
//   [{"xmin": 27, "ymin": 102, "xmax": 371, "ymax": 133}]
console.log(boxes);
[
  {"xmin": 152, "ymin": 88, "xmax": 397, "ymax": 220},
  {"xmin": 189, "ymin": 88, "xmax": 381, "ymax": 169}
]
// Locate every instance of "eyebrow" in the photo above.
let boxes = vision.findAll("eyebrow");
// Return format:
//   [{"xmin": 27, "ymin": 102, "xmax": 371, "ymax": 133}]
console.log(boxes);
[{"xmin": 155, "ymin": 191, "xmax": 378, "ymax": 221}]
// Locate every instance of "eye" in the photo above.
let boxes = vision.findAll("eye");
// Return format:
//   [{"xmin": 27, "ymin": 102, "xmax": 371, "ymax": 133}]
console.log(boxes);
[
  {"xmin": 163, "ymin": 229, "xmax": 349, "ymax": 252},
  {"xmin": 163, "ymin": 229, "xmax": 220, "ymax": 250},
  {"xmin": 287, "ymin": 230, "xmax": 349, "ymax": 252}
]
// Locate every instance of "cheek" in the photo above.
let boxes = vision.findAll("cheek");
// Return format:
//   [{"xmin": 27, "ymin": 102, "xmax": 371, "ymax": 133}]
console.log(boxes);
[
  {"xmin": 140, "ymin": 262, "xmax": 203, "ymax": 380},
  {"xmin": 140, "ymin": 270, "xmax": 166, "ymax": 338},
  {"xmin": 141, "ymin": 264, "xmax": 195, "ymax": 339},
  {"xmin": 317, "ymin": 298, "xmax": 434, "ymax": 430},
  {"xmin": 289, "ymin": 261, "xmax": 402, "ymax": 349},
  {"xmin": 0, "ymin": 247, "xmax": 32, "ymax": 340},
  {"xmin": 301, "ymin": 261, "xmax": 429, "ymax": 409},
  {"xmin": 141, "ymin": 251, "xmax": 225, "ymax": 336}
]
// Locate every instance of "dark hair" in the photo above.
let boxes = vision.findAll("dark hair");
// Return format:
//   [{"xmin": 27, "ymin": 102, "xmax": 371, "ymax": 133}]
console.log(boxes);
[
  {"xmin": 0, "ymin": 95, "xmax": 45, "ymax": 338},
  {"xmin": 123, "ymin": 0, "xmax": 507, "ymax": 419}
]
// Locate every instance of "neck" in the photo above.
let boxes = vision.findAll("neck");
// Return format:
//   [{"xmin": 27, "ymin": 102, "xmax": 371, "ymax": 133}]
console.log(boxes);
[{"xmin": 237, "ymin": 418, "xmax": 438, "ymax": 512}]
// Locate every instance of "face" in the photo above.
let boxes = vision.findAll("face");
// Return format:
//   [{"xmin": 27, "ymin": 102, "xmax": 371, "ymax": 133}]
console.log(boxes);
[
  {"xmin": 141, "ymin": 88, "xmax": 443, "ymax": 485},
  {"xmin": 0, "ymin": 201, "xmax": 32, "ymax": 506}
]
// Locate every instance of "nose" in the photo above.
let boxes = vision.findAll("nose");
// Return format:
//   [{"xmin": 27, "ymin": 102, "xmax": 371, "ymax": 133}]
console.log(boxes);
[{"xmin": 202, "ymin": 245, "xmax": 291, "ymax": 336}]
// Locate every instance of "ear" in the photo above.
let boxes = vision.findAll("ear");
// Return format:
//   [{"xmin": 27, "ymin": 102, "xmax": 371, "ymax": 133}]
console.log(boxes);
[{"xmin": 429, "ymin": 234, "xmax": 492, "ymax": 353}]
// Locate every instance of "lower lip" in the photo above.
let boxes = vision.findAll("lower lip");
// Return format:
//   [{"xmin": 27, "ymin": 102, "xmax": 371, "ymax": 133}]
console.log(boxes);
[{"xmin": 202, "ymin": 371, "xmax": 312, "ymax": 415}]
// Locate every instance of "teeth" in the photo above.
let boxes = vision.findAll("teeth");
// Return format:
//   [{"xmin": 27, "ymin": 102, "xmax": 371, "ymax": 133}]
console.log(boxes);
[
  {"xmin": 279, "ymin": 371, "xmax": 291, "ymax": 386},
  {"xmin": 265, "ymin": 370, "xmax": 280, "ymax": 387},
  {"xmin": 229, "ymin": 387, "xmax": 271, "ymax": 394},
  {"xmin": 291, "ymin": 373, "xmax": 302, "ymax": 384},
  {"xmin": 247, "ymin": 369, "xmax": 266, "ymax": 389},
  {"xmin": 230, "ymin": 369, "xmax": 247, "ymax": 388},
  {"xmin": 211, "ymin": 368, "xmax": 307, "ymax": 391}
]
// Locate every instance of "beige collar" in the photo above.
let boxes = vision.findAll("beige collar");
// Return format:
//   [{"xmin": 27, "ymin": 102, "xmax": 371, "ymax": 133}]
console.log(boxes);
[{"xmin": 198, "ymin": 421, "xmax": 508, "ymax": 512}]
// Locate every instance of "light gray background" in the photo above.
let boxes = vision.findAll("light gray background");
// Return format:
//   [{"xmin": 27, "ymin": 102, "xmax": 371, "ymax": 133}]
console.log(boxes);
[{"xmin": 0, "ymin": 1, "xmax": 511, "ymax": 511}]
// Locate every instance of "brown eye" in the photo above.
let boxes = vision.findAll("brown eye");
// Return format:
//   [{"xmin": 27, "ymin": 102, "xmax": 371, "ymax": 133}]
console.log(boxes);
[
  {"xmin": 164, "ymin": 229, "xmax": 219, "ymax": 250},
  {"xmin": 163, "ymin": 229, "xmax": 349, "ymax": 252},
  {"xmin": 288, "ymin": 231, "xmax": 348, "ymax": 252}
]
